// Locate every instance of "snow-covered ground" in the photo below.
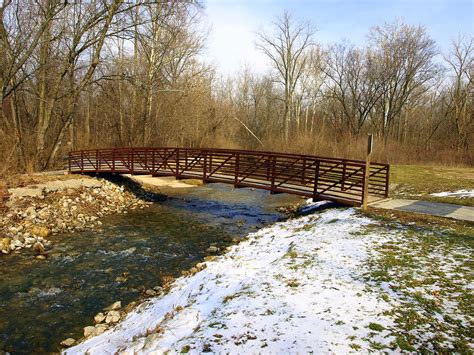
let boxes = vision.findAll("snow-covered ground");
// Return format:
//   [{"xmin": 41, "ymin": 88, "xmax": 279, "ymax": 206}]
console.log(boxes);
[
  {"xmin": 65, "ymin": 206, "xmax": 473, "ymax": 354},
  {"xmin": 66, "ymin": 208, "xmax": 398, "ymax": 354},
  {"xmin": 430, "ymin": 189, "xmax": 474, "ymax": 198}
]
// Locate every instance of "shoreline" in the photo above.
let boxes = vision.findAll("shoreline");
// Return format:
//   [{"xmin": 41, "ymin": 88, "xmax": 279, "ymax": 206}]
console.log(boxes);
[{"xmin": 0, "ymin": 174, "xmax": 173, "ymax": 257}]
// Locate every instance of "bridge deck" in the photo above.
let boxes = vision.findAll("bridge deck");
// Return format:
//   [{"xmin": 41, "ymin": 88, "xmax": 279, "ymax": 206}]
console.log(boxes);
[{"xmin": 68, "ymin": 148, "xmax": 390, "ymax": 206}]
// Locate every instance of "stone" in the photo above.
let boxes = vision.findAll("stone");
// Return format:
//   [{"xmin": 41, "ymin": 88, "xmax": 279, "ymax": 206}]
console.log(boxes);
[
  {"xmin": 60, "ymin": 338, "xmax": 76, "ymax": 347},
  {"xmin": 104, "ymin": 301, "xmax": 121, "ymax": 311},
  {"xmin": 1, "ymin": 237, "xmax": 12, "ymax": 254},
  {"xmin": 153, "ymin": 286, "xmax": 163, "ymax": 293},
  {"xmin": 206, "ymin": 246, "xmax": 219, "ymax": 253},
  {"xmin": 36, "ymin": 255, "xmax": 46, "ymax": 260},
  {"xmin": 145, "ymin": 289, "xmax": 156, "ymax": 296},
  {"xmin": 95, "ymin": 324, "xmax": 108, "ymax": 335},
  {"xmin": 29, "ymin": 225, "xmax": 51, "ymax": 239},
  {"xmin": 83, "ymin": 326, "xmax": 97, "ymax": 337},
  {"xmin": 94, "ymin": 312, "xmax": 106, "ymax": 324},
  {"xmin": 33, "ymin": 242, "xmax": 46, "ymax": 255},
  {"xmin": 105, "ymin": 310, "xmax": 120, "ymax": 324}
]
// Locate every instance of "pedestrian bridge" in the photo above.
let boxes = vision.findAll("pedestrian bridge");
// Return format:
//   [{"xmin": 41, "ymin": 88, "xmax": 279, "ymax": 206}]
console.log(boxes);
[{"xmin": 68, "ymin": 147, "xmax": 389, "ymax": 206}]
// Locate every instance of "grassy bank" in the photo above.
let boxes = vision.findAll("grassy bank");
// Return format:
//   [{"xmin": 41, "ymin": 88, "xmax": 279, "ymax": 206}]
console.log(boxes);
[{"xmin": 390, "ymin": 165, "xmax": 474, "ymax": 206}]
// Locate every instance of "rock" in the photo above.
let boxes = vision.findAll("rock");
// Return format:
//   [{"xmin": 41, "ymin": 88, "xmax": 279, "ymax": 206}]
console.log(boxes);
[
  {"xmin": 83, "ymin": 326, "xmax": 97, "ymax": 337},
  {"xmin": 94, "ymin": 312, "xmax": 106, "ymax": 323},
  {"xmin": 60, "ymin": 338, "xmax": 76, "ymax": 347},
  {"xmin": 29, "ymin": 225, "xmax": 51, "ymax": 238},
  {"xmin": 36, "ymin": 255, "xmax": 46, "ymax": 260},
  {"xmin": 1, "ymin": 237, "xmax": 12, "ymax": 254},
  {"xmin": 153, "ymin": 286, "xmax": 163, "ymax": 293},
  {"xmin": 145, "ymin": 289, "xmax": 156, "ymax": 296},
  {"xmin": 12, "ymin": 239, "xmax": 24, "ymax": 248},
  {"xmin": 104, "ymin": 301, "xmax": 121, "ymax": 311},
  {"xmin": 95, "ymin": 324, "xmax": 108, "ymax": 335},
  {"xmin": 105, "ymin": 310, "xmax": 120, "ymax": 324},
  {"xmin": 206, "ymin": 246, "xmax": 219, "ymax": 254},
  {"xmin": 33, "ymin": 242, "xmax": 46, "ymax": 255}
]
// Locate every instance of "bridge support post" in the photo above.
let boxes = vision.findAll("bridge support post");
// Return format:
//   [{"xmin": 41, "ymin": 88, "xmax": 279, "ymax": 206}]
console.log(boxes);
[
  {"xmin": 362, "ymin": 134, "xmax": 373, "ymax": 210},
  {"xmin": 312, "ymin": 160, "xmax": 320, "ymax": 202},
  {"xmin": 270, "ymin": 156, "xmax": 276, "ymax": 194}
]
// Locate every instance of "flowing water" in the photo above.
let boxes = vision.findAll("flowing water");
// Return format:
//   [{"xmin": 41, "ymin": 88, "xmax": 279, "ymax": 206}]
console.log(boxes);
[{"xmin": 0, "ymin": 183, "xmax": 301, "ymax": 354}]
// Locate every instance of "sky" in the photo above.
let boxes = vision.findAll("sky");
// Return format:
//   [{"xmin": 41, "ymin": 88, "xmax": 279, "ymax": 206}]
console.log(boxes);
[{"xmin": 201, "ymin": 0, "xmax": 474, "ymax": 75}]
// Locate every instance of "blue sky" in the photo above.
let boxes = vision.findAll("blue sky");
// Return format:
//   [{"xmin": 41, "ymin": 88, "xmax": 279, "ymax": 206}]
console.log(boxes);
[{"xmin": 202, "ymin": 0, "xmax": 474, "ymax": 74}]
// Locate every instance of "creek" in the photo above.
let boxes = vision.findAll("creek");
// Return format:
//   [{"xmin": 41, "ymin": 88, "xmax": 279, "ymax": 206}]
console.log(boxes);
[{"xmin": 0, "ymin": 183, "xmax": 301, "ymax": 353}]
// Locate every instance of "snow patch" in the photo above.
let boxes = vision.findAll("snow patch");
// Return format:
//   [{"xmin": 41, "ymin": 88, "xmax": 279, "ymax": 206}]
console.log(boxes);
[
  {"xmin": 65, "ymin": 208, "xmax": 397, "ymax": 354},
  {"xmin": 430, "ymin": 189, "xmax": 474, "ymax": 198}
]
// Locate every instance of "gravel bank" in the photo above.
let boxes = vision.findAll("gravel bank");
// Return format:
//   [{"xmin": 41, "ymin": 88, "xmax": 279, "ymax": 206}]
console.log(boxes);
[{"xmin": 0, "ymin": 176, "xmax": 154, "ymax": 257}]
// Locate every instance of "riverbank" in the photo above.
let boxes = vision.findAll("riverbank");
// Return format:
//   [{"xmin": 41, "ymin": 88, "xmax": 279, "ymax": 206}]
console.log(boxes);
[
  {"xmin": 65, "ymin": 206, "xmax": 473, "ymax": 353},
  {"xmin": 0, "ymin": 174, "xmax": 157, "ymax": 257},
  {"xmin": 1, "ymin": 177, "xmax": 302, "ymax": 353}
]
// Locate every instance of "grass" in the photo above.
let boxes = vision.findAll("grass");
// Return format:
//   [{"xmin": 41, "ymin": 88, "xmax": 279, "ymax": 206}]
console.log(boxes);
[
  {"xmin": 357, "ymin": 217, "xmax": 474, "ymax": 352},
  {"xmin": 0, "ymin": 172, "xmax": 85, "ymax": 189},
  {"xmin": 390, "ymin": 164, "xmax": 474, "ymax": 206},
  {"xmin": 363, "ymin": 207, "xmax": 474, "ymax": 237}
]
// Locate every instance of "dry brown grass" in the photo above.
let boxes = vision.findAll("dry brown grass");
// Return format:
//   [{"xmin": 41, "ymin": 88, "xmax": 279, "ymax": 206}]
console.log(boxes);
[{"xmin": 0, "ymin": 173, "xmax": 85, "ymax": 189}]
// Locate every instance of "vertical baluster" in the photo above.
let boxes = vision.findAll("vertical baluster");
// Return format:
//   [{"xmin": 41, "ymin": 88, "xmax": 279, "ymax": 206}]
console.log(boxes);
[
  {"xmin": 234, "ymin": 153, "xmax": 240, "ymax": 187},
  {"xmin": 112, "ymin": 149, "xmax": 116, "ymax": 173},
  {"xmin": 152, "ymin": 150, "xmax": 156, "ymax": 176},
  {"xmin": 203, "ymin": 150, "xmax": 207, "ymax": 182},
  {"xmin": 175, "ymin": 148, "xmax": 180, "ymax": 178},
  {"xmin": 341, "ymin": 160, "xmax": 346, "ymax": 191}
]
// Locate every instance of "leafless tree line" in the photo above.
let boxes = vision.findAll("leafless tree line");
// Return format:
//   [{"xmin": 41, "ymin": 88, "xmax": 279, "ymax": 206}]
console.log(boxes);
[{"xmin": 0, "ymin": 4, "xmax": 472, "ymax": 174}]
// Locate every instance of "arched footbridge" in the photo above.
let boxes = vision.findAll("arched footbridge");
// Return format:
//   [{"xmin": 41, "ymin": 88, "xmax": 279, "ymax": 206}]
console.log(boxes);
[{"xmin": 68, "ymin": 147, "xmax": 389, "ymax": 206}]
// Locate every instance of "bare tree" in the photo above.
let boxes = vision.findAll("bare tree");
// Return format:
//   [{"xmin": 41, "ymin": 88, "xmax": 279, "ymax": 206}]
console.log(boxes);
[
  {"xmin": 256, "ymin": 11, "xmax": 315, "ymax": 142},
  {"xmin": 324, "ymin": 43, "xmax": 382, "ymax": 137},
  {"xmin": 369, "ymin": 21, "xmax": 439, "ymax": 140},
  {"xmin": 443, "ymin": 35, "xmax": 473, "ymax": 152}
]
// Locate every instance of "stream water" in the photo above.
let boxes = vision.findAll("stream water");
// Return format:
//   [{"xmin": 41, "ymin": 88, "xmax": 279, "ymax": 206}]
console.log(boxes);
[{"xmin": 0, "ymin": 183, "xmax": 301, "ymax": 354}]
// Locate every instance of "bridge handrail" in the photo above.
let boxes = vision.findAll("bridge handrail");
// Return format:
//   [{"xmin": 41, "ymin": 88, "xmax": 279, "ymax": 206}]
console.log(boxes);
[{"xmin": 68, "ymin": 147, "xmax": 390, "ymax": 206}]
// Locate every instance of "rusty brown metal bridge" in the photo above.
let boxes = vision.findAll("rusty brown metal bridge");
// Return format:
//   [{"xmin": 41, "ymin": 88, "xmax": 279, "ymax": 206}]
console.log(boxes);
[{"xmin": 68, "ymin": 147, "xmax": 389, "ymax": 206}]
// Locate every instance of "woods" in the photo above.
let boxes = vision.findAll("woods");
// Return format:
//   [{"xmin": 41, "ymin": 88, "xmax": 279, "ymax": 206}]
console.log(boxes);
[{"xmin": 0, "ymin": 1, "xmax": 472, "ymax": 174}]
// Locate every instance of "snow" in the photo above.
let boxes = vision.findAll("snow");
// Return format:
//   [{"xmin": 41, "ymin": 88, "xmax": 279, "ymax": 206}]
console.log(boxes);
[
  {"xmin": 66, "ymin": 208, "xmax": 397, "ymax": 354},
  {"xmin": 430, "ymin": 189, "xmax": 474, "ymax": 198}
]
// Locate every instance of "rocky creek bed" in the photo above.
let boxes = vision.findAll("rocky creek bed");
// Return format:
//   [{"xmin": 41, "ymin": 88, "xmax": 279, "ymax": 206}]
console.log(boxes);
[
  {"xmin": 0, "ymin": 176, "xmax": 154, "ymax": 257},
  {"xmin": 0, "ymin": 177, "xmax": 302, "ymax": 353}
]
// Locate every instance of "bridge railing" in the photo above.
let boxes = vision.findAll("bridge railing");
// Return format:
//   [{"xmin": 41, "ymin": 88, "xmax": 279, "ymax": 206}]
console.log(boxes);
[{"xmin": 68, "ymin": 147, "xmax": 389, "ymax": 206}]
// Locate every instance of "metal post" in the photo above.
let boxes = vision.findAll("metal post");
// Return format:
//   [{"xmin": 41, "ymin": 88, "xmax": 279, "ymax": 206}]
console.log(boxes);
[
  {"xmin": 302, "ymin": 157, "xmax": 306, "ymax": 184},
  {"xmin": 341, "ymin": 160, "xmax": 346, "ymax": 191},
  {"xmin": 95, "ymin": 150, "xmax": 99, "ymax": 174},
  {"xmin": 175, "ymin": 148, "xmax": 180, "ymax": 178},
  {"xmin": 112, "ymin": 149, "xmax": 115, "ymax": 173},
  {"xmin": 234, "ymin": 153, "xmax": 240, "ymax": 188},
  {"xmin": 80, "ymin": 151, "xmax": 84, "ymax": 173},
  {"xmin": 362, "ymin": 134, "xmax": 373, "ymax": 210},
  {"xmin": 203, "ymin": 150, "xmax": 207, "ymax": 182},
  {"xmin": 270, "ymin": 156, "xmax": 276, "ymax": 194},
  {"xmin": 152, "ymin": 150, "xmax": 156, "ymax": 176},
  {"xmin": 385, "ymin": 165, "xmax": 390, "ymax": 198},
  {"xmin": 313, "ymin": 160, "xmax": 320, "ymax": 202}
]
